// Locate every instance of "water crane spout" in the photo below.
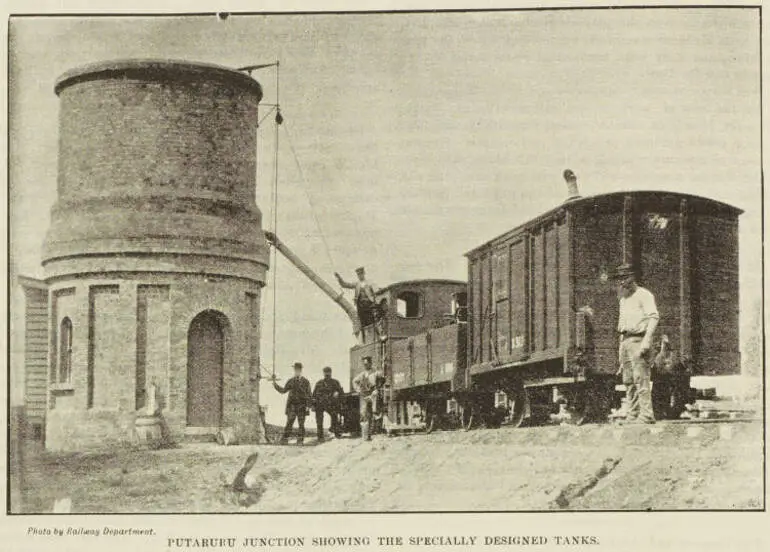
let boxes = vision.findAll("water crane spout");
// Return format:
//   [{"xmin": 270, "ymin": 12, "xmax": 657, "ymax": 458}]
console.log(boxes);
[{"xmin": 263, "ymin": 231, "xmax": 361, "ymax": 337}]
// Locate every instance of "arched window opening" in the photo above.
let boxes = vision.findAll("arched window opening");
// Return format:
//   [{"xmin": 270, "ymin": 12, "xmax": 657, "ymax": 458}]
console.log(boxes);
[
  {"xmin": 59, "ymin": 317, "xmax": 73, "ymax": 384},
  {"xmin": 396, "ymin": 291, "xmax": 422, "ymax": 318}
]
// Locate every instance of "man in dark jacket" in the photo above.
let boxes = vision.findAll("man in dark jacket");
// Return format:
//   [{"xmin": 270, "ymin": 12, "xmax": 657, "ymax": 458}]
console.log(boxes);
[
  {"xmin": 312, "ymin": 366, "xmax": 345, "ymax": 441},
  {"xmin": 272, "ymin": 362, "xmax": 312, "ymax": 445}
]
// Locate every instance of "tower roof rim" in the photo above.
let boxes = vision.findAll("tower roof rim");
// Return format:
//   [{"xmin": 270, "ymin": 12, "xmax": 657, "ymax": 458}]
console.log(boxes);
[{"xmin": 54, "ymin": 58, "xmax": 263, "ymax": 98}]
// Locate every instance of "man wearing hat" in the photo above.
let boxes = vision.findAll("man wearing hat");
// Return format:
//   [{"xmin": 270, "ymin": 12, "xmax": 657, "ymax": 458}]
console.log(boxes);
[
  {"xmin": 614, "ymin": 263, "xmax": 659, "ymax": 424},
  {"xmin": 335, "ymin": 267, "xmax": 378, "ymax": 335},
  {"xmin": 312, "ymin": 366, "xmax": 345, "ymax": 442},
  {"xmin": 272, "ymin": 362, "xmax": 313, "ymax": 445}
]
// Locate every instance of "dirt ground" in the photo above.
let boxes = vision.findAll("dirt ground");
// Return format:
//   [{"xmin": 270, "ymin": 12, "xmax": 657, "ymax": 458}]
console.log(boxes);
[{"xmin": 19, "ymin": 418, "xmax": 763, "ymax": 513}]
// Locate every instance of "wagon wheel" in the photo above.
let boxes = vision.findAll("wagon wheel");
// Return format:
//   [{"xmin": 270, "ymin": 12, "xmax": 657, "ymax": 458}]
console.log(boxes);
[
  {"xmin": 460, "ymin": 403, "xmax": 475, "ymax": 431},
  {"xmin": 653, "ymin": 377, "xmax": 689, "ymax": 420},
  {"xmin": 425, "ymin": 413, "xmax": 436, "ymax": 434},
  {"xmin": 668, "ymin": 379, "xmax": 690, "ymax": 420},
  {"xmin": 382, "ymin": 413, "xmax": 394, "ymax": 436},
  {"xmin": 564, "ymin": 387, "xmax": 590, "ymax": 426},
  {"xmin": 503, "ymin": 385, "xmax": 526, "ymax": 428}
]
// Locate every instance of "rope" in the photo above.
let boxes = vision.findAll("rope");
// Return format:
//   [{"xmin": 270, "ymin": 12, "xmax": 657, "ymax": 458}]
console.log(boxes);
[
  {"xmin": 282, "ymin": 121, "xmax": 337, "ymax": 274},
  {"xmin": 245, "ymin": 62, "xmax": 283, "ymax": 384},
  {"xmin": 271, "ymin": 60, "xmax": 280, "ymax": 381},
  {"xmin": 258, "ymin": 106, "xmax": 277, "ymax": 128}
]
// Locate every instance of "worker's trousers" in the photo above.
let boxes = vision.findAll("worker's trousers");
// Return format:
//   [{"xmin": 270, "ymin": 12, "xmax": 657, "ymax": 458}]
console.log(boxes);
[
  {"xmin": 359, "ymin": 393, "xmax": 379, "ymax": 440},
  {"xmin": 359, "ymin": 394, "xmax": 378, "ymax": 422},
  {"xmin": 620, "ymin": 337, "xmax": 654, "ymax": 422},
  {"xmin": 315, "ymin": 405, "xmax": 340, "ymax": 437},
  {"xmin": 281, "ymin": 410, "xmax": 306, "ymax": 443}
]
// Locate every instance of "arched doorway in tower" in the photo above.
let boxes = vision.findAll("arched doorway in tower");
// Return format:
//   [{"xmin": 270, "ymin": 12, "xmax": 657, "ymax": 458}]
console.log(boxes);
[{"xmin": 186, "ymin": 310, "xmax": 229, "ymax": 428}]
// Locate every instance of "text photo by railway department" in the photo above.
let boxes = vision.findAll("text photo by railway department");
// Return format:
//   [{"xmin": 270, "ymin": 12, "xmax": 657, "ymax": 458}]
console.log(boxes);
[{"xmin": 7, "ymin": 7, "xmax": 763, "ymax": 514}]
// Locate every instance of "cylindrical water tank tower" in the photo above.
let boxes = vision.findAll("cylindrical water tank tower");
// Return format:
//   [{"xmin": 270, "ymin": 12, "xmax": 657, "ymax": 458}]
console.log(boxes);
[{"xmin": 43, "ymin": 60, "xmax": 269, "ymax": 450}]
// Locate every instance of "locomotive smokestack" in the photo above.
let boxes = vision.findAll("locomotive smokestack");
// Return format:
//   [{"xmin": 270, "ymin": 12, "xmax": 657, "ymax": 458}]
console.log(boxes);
[{"xmin": 563, "ymin": 169, "xmax": 581, "ymax": 202}]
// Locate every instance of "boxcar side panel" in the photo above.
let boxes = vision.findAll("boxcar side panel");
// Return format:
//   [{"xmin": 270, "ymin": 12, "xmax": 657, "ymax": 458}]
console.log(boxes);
[
  {"xmin": 572, "ymin": 209, "xmax": 624, "ymax": 375},
  {"xmin": 480, "ymin": 254, "xmax": 492, "ymax": 363},
  {"xmin": 558, "ymin": 219, "xmax": 572, "ymax": 353},
  {"xmin": 509, "ymin": 237, "xmax": 529, "ymax": 360},
  {"xmin": 495, "ymin": 298, "xmax": 510, "ymax": 360},
  {"xmin": 693, "ymin": 215, "xmax": 740, "ymax": 375},
  {"xmin": 525, "ymin": 218, "xmax": 570, "ymax": 358},
  {"xmin": 638, "ymin": 205, "xmax": 683, "ymax": 361},
  {"xmin": 493, "ymin": 247, "xmax": 510, "ymax": 360},
  {"xmin": 545, "ymin": 222, "xmax": 560, "ymax": 350},
  {"xmin": 533, "ymin": 230, "xmax": 546, "ymax": 352}
]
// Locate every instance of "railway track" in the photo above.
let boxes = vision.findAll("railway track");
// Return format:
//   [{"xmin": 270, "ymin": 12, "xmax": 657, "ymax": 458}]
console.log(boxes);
[{"xmin": 382, "ymin": 412, "xmax": 762, "ymax": 449}]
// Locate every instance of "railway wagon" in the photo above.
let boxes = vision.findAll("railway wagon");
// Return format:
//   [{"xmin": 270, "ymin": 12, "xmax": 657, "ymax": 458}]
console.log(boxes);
[
  {"xmin": 461, "ymin": 189, "xmax": 741, "ymax": 426},
  {"xmin": 342, "ymin": 186, "xmax": 742, "ymax": 433}
]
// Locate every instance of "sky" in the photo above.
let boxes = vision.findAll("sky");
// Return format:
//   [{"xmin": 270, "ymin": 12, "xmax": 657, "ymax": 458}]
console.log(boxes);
[{"xmin": 8, "ymin": 8, "xmax": 762, "ymax": 422}]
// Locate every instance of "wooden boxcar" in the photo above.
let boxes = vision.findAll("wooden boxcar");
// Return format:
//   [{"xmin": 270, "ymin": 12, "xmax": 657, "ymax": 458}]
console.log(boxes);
[
  {"xmin": 462, "ymin": 191, "xmax": 741, "ymax": 425},
  {"xmin": 342, "ymin": 189, "xmax": 742, "ymax": 432}
]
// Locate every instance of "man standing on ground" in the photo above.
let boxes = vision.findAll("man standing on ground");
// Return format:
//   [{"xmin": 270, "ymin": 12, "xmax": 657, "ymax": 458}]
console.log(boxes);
[
  {"xmin": 312, "ymin": 366, "xmax": 345, "ymax": 442},
  {"xmin": 352, "ymin": 357, "xmax": 382, "ymax": 441},
  {"xmin": 272, "ymin": 362, "xmax": 312, "ymax": 445},
  {"xmin": 615, "ymin": 263, "xmax": 659, "ymax": 424}
]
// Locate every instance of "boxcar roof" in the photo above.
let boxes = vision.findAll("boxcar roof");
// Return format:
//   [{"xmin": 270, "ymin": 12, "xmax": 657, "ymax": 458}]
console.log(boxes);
[
  {"xmin": 465, "ymin": 190, "xmax": 743, "ymax": 257},
  {"xmin": 376, "ymin": 279, "xmax": 467, "ymax": 294}
]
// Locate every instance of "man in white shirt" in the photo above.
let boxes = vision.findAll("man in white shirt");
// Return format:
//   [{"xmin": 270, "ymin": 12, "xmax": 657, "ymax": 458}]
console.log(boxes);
[
  {"xmin": 352, "ymin": 356, "xmax": 383, "ymax": 441},
  {"xmin": 615, "ymin": 263, "xmax": 659, "ymax": 424},
  {"xmin": 335, "ymin": 267, "xmax": 380, "ymax": 341}
]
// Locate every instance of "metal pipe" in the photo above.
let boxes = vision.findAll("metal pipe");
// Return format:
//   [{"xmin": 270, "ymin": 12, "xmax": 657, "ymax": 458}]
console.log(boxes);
[
  {"xmin": 263, "ymin": 230, "xmax": 361, "ymax": 335},
  {"xmin": 563, "ymin": 169, "xmax": 581, "ymax": 201}
]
